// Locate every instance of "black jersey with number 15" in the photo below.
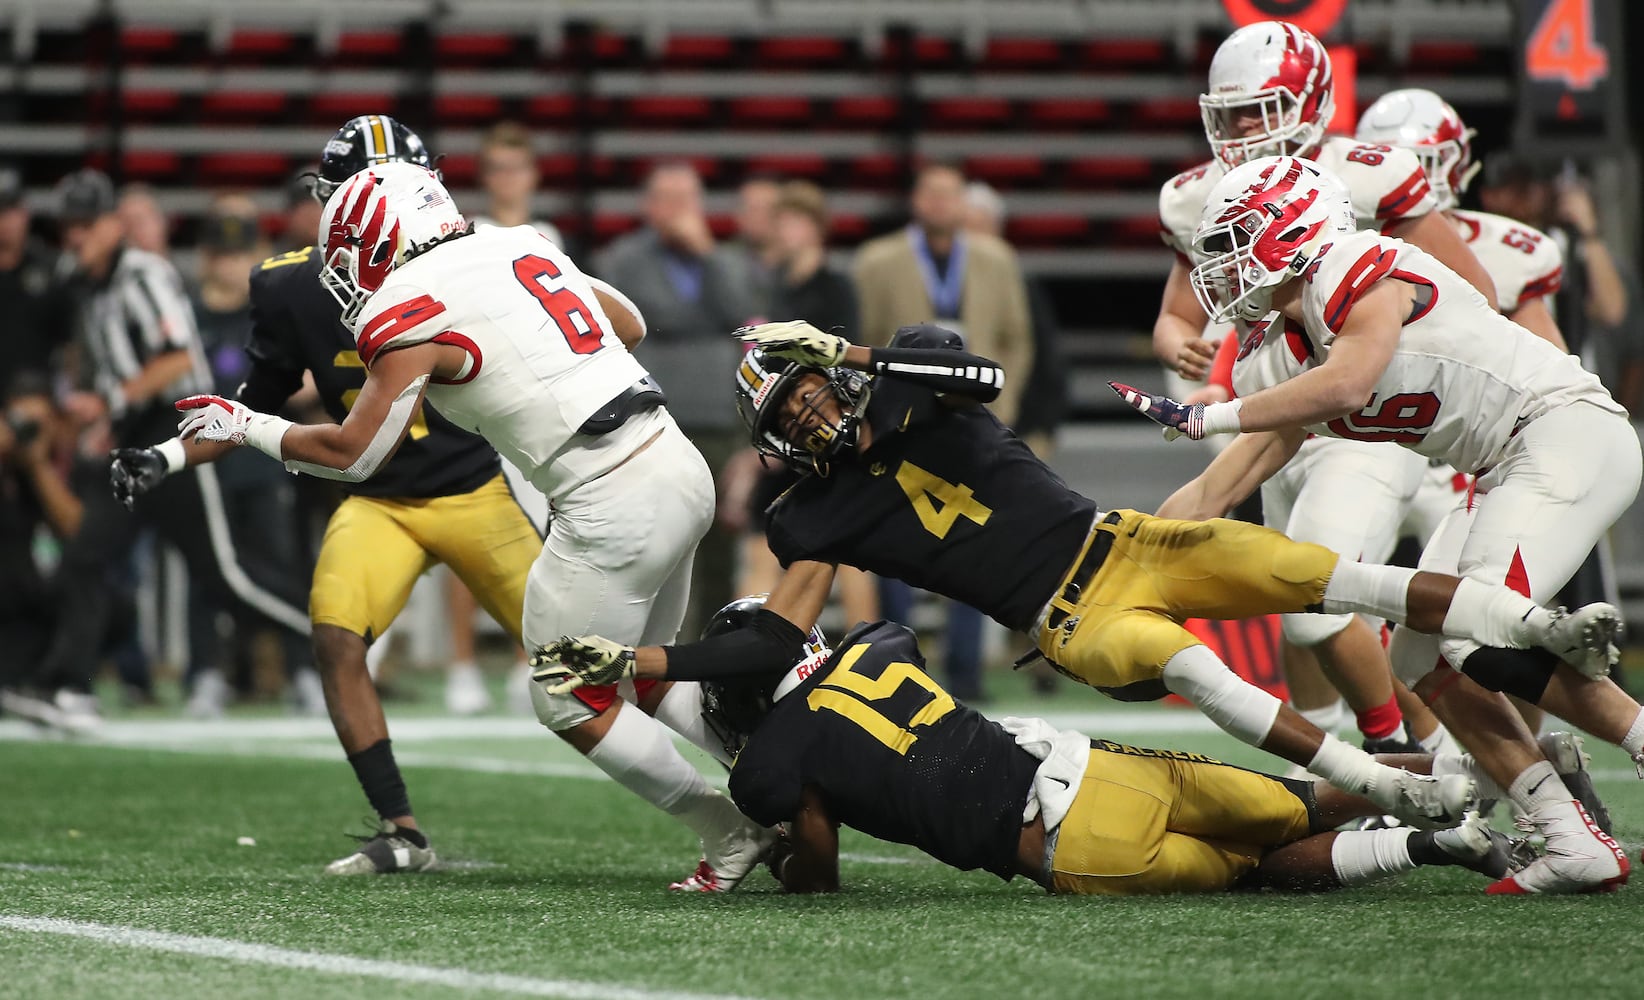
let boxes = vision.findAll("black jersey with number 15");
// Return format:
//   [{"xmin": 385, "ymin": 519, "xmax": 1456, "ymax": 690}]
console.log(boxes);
[
  {"xmin": 765, "ymin": 331, "xmax": 1096, "ymax": 632},
  {"xmin": 728, "ymin": 620, "xmax": 1040, "ymax": 882},
  {"xmin": 245, "ymin": 247, "xmax": 499, "ymax": 499}
]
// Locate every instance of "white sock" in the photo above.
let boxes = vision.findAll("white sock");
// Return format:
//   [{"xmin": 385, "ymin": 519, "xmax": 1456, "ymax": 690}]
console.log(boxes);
[
  {"xmin": 1321, "ymin": 562, "xmax": 1413, "ymax": 624},
  {"xmin": 1331, "ymin": 828, "xmax": 1417, "ymax": 885},
  {"xmin": 1297, "ymin": 699, "xmax": 1348, "ymax": 737},
  {"xmin": 1161, "ymin": 645, "xmax": 1282, "ymax": 745},
  {"xmin": 1432, "ymin": 753, "xmax": 1505, "ymax": 800},
  {"xmin": 1440, "ymin": 578, "xmax": 1553, "ymax": 649},
  {"xmin": 1621, "ymin": 708, "xmax": 1644, "ymax": 758},
  {"xmin": 1416, "ymin": 723, "xmax": 1460, "ymax": 757},
  {"xmin": 583, "ymin": 700, "xmax": 732, "ymax": 841},
  {"xmin": 1506, "ymin": 759, "xmax": 1567, "ymax": 814},
  {"xmin": 651, "ymin": 682, "xmax": 734, "ymax": 768},
  {"xmin": 1307, "ymin": 733, "xmax": 1380, "ymax": 796}
]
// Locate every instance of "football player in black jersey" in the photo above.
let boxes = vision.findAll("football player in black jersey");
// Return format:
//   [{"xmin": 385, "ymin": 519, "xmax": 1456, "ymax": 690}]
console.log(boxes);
[
  {"xmin": 534, "ymin": 320, "xmax": 1621, "ymax": 832},
  {"xmin": 696, "ymin": 597, "xmax": 1508, "ymax": 895},
  {"xmin": 108, "ymin": 115, "xmax": 651, "ymax": 877}
]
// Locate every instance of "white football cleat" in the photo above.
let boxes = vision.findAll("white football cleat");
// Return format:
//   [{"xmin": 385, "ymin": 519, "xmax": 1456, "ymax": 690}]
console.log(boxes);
[
  {"xmin": 670, "ymin": 821, "xmax": 776, "ymax": 893},
  {"xmin": 1537, "ymin": 731, "xmax": 1611, "ymax": 834},
  {"xmin": 1368, "ymin": 770, "xmax": 1476, "ymax": 831},
  {"xmin": 1486, "ymin": 800, "xmax": 1629, "ymax": 895},
  {"xmin": 1539, "ymin": 603, "xmax": 1622, "ymax": 679},
  {"xmin": 324, "ymin": 819, "xmax": 438, "ymax": 876},
  {"xmin": 444, "ymin": 663, "xmax": 492, "ymax": 717}
]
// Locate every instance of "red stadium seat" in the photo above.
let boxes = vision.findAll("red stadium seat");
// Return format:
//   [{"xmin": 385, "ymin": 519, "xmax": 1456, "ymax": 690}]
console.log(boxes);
[
  {"xmin": 982, "ymin": 38, "xmax": 1064, "ymax": 69},
  {"xmin": 1133, "ymin": 96, "xmax": 1202, "ymax": 129},
  {"xmin": 828, "ymin": 214, "xmax": 868, "ymax": 242},
  {"xmin": 831, "ymin": 96, "xmax": 899, "ymax": 128},
  {"xmin": 848, "ymin": 153, "xmax": 903, "ymax": 188},
  {"xmin": 310, "ymin": 93, "xmax": 398, "ymax": 123},
  {"xmin": 1007, "ymin": 216, "xmax": 1089, "ymax": 245},
  {"xmin": 755, "ymin": 36, "xmax": 849, "ymax": 66},
  {"xmin": 1079, "ymin": 39, "xmax": 1167, "ymax": 68},
  {"xmin": 335, "ymin": 31, "xmax": 402, "ymax": 59},
  {"xmin": 525, "ymin": 94, "xmax": 578, "ymax": 125},
  {"xmin": 624, "ymin": 95, "xmax": 713, "ymax": 126},
  {"xmin": 119, "ymin": 27, "xmax": 178, "ymax": 55},
  {"xmin": 121, "ymin": 90, "xmax": 182, "ymax": 120},
  {"xmin": 435, "ymin": 93, "xmax": 504, "ymax": 122},
  {"xmin": 226, "ymin": 30, "xmax": 298, "ymax": 59},
  {"xmin": 592, "ymin": 213, "xmax": 639, "ymax": 242},
  {"xmin": 1111, "ymin": 215, "xmax": 1168, "ymax": 245},
  {"xmin": 964, "ymin": 156, "xmax": 1045, "ymax": 185},
  {"xmin": 1026, "ymin": 98, "xmax": 1112, "ymax": 130},
  {"xmin": 435, "ymin": 33, "xmax": 518, "ymax": 63},
  {"xmin": 727, "ymin": 96, "xmax": 813, "ymax": 127},
  {"xmin": 536, "ymin": 155, "xmax": 579, "ymax": 184},
  {"xmin": 926, "ymin": 96, "xmax": 1012, "ymax": 129},
  {"xmin": 1064, "ymin": 157, "xmax": 1155, "ymax": 187},
  {"xmin": 745, "ymin": 153, "xmax": 828, "ymax": 180},
  {"xmin": 661, "ymin": 35, "xmax": 735, "ymax": 66},
  {"xmin": 121, "ymin": 150, "xmax": 182, "ymax": 180},
  {"xmin": 437, "ymin": 154, "xmax": 478, "ymax": 186},
  {"xmin": 201, "ymin": 92, "xmax": 287, "ymax": 121},
  {"xmin": 198, "ymin": 152, "xmax": 293, "ymax": 185}
]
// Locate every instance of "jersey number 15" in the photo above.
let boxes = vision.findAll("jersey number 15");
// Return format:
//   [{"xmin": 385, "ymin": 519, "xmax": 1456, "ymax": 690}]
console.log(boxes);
[{"xmin": 806, "ymin": 642, "xmax": 956, "ymax": 755}]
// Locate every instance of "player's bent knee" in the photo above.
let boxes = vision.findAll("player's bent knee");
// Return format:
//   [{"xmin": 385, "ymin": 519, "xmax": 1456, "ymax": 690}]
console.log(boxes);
[
  {"xmin": 1161, "ymin": 645, "xmax": 1281, "ymax": 745},
  {"xmin": 1279, "ymin": 611, "xmax": 1353, "ymax": 648},
  {"xmin": 531, "ymin": 684, "xmax": 599, "ymax": 731},
  {"xmin": 1456, "ymin": 646, "xmax": 1557, "ymax": 703},
  {"xmin": 311, "ymin": 623, "xmax": 368, "ymax": 678}
]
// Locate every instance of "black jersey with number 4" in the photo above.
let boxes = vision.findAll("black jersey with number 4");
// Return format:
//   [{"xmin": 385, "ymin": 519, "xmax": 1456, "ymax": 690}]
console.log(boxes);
[
  {"xmin": 765, "ymin": 327, "xmax": 1096, "ymax": 631},
  {"xmin": 728, "ymin": 620, "xmax": 1040, "ymax": 881},
  {"xmin": 246, "ymin": 247, "xmax": 499, "ymax": 499}
]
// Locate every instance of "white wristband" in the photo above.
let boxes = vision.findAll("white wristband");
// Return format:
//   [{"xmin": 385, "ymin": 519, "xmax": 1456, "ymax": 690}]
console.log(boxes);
[
  {"xmin": 244, "ymin": 412, "xmax": 294, "ymax": 460},
  {"xmin": 155, "ymin": 437, "xmax": 188, "ymax": 474},
  {"xmin": 1201, "ymin": 399, "xmax": 1244, "ymax": 436}
]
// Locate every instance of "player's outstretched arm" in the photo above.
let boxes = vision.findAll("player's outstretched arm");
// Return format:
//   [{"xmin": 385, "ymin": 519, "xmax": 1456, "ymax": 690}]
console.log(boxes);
[
  {"xmin": 738, "ymin": 321, "xmax": 1005, "ymax": 404},
  {"xmin": 773, "ymin": 785, "xmax": 840, "ymax": 894},
  {"xmin": 1156, "ymin": 428, "xmax": 1305, "ymax": 521}
]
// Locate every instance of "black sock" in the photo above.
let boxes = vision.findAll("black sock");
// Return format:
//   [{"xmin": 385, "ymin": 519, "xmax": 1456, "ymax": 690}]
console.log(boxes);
[
  {"xmin": 1405, "ymin": 831, "xmax": 1448, "ymax": 867},
  {"xmin": 347, "ymin": 738, "xmax": 414, "ymax": 823}
]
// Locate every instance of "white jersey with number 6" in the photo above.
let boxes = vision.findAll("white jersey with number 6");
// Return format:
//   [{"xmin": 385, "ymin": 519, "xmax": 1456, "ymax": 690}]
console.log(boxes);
[
  {"xmin": 354, "ymin": 224, "xmax": 652, "ymax": 499},
  {"xmin": 1290, "ymin": 229, "xmax": 1620, "ymax": 474}
]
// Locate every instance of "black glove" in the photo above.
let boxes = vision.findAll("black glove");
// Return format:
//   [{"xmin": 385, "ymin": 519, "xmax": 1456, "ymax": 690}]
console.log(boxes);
[{"xmin": 110, "ymin": 447, "xmax": 167, "ymax": 510}]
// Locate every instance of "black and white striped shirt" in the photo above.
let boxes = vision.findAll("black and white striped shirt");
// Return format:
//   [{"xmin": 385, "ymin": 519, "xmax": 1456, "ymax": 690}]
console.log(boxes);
[{"xmin": 76, "ymin": 246, "xmax": 211, "ymax": 424}]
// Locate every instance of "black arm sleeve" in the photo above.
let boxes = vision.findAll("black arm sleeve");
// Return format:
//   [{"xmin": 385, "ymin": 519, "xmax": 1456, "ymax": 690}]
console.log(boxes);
[
  {"xmin": 662, "ymin": 609, "xmax": 808, "ymax": 681},
  {"xmin": 866, "ymin": 346, "xmax": 1004, "ymax": 403}
]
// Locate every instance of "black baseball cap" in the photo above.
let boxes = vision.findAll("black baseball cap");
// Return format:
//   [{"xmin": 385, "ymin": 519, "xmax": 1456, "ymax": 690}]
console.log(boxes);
[
  {"xmin": 0, "ymin": 164, "xmax": 22, "ymax": 209},
  {"xmin": 54, "ymin": 168, "xmax": 117, "ymax": 222},
  {"xmin": 200, "ymin": 210, "xmax": 262, "ymax": 253}
]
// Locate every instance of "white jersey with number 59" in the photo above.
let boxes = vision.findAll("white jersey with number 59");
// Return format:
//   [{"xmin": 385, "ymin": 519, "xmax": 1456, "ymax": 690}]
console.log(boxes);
[
  {"xmin": 1285, "ymin": 229, "xmax": 1621, "ymax": 474},
  {"xmin": 353, "ymin": 224, "xmax": 653, "ymax": 498}
]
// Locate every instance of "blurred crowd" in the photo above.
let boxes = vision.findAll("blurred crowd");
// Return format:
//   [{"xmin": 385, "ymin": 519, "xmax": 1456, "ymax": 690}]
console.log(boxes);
[
  {"xmin": 6, "ymin": 120, "xmax": 1642, "ymax": 723},
  {"xmin": 0, "ymin": 121, "xmax": 1078, "ymax": 725}
]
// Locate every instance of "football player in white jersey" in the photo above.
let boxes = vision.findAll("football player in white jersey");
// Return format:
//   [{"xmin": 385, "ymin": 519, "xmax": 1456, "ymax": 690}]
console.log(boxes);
[
  {"xmin": 174, "ymin": 162, "xmax": 770, "ymax": 892},
  {"xmin": 1157, "ymin": 20, "xmax": 1494, "ymax": 756},
  {"xmin": 1121, "ymin": 155, "xmax": 1642, "ymax": 894}
]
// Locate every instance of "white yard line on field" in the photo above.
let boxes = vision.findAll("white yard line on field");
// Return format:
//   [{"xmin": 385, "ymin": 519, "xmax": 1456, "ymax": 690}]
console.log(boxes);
[{"xmin": 0, "ymin": 915, "xmax": 758, "ymax": 1000}]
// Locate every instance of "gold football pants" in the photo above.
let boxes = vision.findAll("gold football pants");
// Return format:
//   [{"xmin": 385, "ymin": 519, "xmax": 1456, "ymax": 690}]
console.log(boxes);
[
  {"xmin": 309, "ymin": 473, "xmax": 539, "ymax": 643},
  {"xmin": 1035, "ymin": 510, "xmax": 1339, "ymax": 699},
  {"xmin": 1049, "ymin": 740, "xmax": 1313, "ymax": 895}
]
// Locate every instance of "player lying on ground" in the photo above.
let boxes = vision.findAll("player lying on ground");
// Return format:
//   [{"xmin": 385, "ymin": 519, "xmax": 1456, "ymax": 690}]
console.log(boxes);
[
  {"xmin": 1111, "ymin": 154, "xmax": 1639, "ymax": 894},
  {"xmin": 531, "ymin": 320, "xmax": 1618, "ymax": 833},
  {"xmin": 171, "ymin": 161, "xmax": 770, "ymax": 891},
  {"xmin": 692, "ymin": 598, "xmax": 1516, "ymax": 895}
]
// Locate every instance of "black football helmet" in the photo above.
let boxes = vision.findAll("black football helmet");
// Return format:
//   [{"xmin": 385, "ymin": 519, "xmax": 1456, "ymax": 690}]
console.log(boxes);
[
  {"xmin": 698, "ymin": 595, "xmax": 831, "ymax": 760},
  {"xmin": 314, "ymin": 115, "xmax": 434, "ymax": 203},
  {"xmin": 734, "ymin": 349, "xmax": 871, "ymax": 477}
]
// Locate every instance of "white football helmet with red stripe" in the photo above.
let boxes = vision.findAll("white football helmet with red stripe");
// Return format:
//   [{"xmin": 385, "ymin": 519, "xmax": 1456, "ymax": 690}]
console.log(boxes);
[
  {"xmin": 1201, "ymin": 21, "xmax": 1335, "ymax": 169},
  {"xmin": 1190, "ymin": 155, "xmax": 1354, "ymax": 323},
  {"xmin": 318, "ymin": 161, "xmax": 467, "ymax": 329},
  {"xmin": 1355, "ymin": 88, "xmax": 1478, "ymax": 212}
]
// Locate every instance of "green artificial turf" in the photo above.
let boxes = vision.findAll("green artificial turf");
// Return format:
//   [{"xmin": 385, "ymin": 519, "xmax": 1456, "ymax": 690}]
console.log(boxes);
[{"xmin": 2, "ymin": 697, "xmax": 1641, "ymax": 1000}]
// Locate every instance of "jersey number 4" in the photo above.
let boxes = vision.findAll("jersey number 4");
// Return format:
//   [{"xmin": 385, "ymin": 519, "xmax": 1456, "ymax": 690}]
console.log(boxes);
[
  {"xmin": 1325, "ymin": 391, "xmax": 1441, "ymax": 443},
  {"xmin": 806, "ymin": 642, "xmax": 956, "ymax": 755},
  {"xmin": 512, "ymin": 254, "xmax": 608, "ymax": 355},
  {"xmin": 895, "ymin": 462, "xmax": 992, "ymax": 539}
]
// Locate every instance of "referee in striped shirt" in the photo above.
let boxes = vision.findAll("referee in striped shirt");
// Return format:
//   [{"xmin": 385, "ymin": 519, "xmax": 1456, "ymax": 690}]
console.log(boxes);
[{"xmin": 10, "ymin": 170, "xmax": 307, "ymax": 728}]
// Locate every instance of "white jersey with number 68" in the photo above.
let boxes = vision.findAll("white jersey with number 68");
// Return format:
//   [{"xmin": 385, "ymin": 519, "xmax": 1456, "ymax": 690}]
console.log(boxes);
[
  {"xmin": 1244, "ymin": 229, "xmax": 1621, "ymax": 475},
  {"xmin": 353, "ymin": 224, "xmax": 652, "ymax": 498}
]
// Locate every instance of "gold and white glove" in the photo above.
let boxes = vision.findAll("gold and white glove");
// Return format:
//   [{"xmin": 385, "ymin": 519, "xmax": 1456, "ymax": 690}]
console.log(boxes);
[
  {"xmin": 528, "ymin": 635, "xmax": 637, "ymax": 695},
  {"xmin": 735, "ymin": 320, "xmax": 848, "ymax": 368}
]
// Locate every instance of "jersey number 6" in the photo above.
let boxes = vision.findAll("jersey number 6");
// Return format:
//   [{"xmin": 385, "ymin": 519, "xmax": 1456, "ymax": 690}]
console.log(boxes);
[
  {"xmin": 1325, "ymin": 391, "xmax": 1441, "ymax": 443},
  {"xmin": 512, "ymin": 254, "xmax": 607, "ymax": 355}
]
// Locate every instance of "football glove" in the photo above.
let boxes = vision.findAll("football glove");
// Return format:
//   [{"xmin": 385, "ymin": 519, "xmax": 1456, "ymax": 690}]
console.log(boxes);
[
  {"xmin": 529, "ymin": 635, "xmax": 637, "ymax": 695},
  {"xmin": 109, "ymin": 447, "xmax": 166, "ymax": 511},
  {"xmin": 735, "ymin": 320, "xmax": 849, "ymax": 368},
  {"xmin": 176, "ymin": 394, "xmax": 255, "ymax": 444},
  {"xmin": 1107, "ymin": 381, "xmax": 1205, "ymax": 441}
]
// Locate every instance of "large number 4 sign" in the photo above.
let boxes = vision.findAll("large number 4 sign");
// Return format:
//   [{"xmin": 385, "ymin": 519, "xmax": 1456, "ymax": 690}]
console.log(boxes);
[{"xmin": 1525, "ymin": 0, "xmax": 1609, "ymax": 90}]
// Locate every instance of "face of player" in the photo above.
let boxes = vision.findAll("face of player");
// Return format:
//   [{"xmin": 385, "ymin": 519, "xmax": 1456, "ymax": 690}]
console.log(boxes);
[{"xmin": 778, "ymin": 372, "xmax": 846, "ymax": 453}]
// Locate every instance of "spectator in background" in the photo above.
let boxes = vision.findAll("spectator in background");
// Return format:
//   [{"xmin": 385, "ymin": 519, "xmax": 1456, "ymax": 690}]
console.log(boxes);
[
  {"xmin": 278, "ymin": 169, "xmax": 324, "ymax": 253},
  {"xmin": 7, "ymin": 170, "xmax": 308, "ymax": 731},
  {"xmin": 186, "ymin": 195, "xmax": 323, "ymax": 717},
  {"xmin": 595, "ymin": 161, "xmax": 759, "ymax": 634},
  {"xmin": 721, "ymin": 181, "xmax": 877, "ymax": 626},
  {"xmin": 724, "ymin": 175, "xmax": 781, "ymax": 314},
  {"xmin": 0, "ymin": 163, "xmax": 75, "ymax": 379},
  {"xmin": 472, "ymin": 121, "xmax": 564, "ymax": 245},
  {"xmin": 964, "ymin": 180, "xmax": 1067, "ymax": 459},
  {"xmin": 117, "ymin": 184, "xmax": 170, "ymax": 257},
  {"xmin": 853, "ymin": 162, "xmax": 1034, "ymax": 702}
]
